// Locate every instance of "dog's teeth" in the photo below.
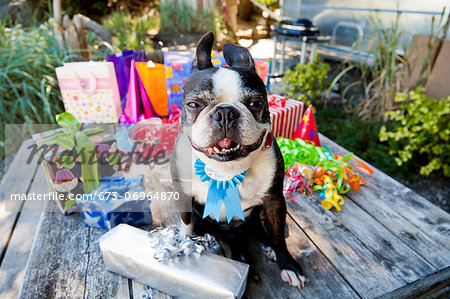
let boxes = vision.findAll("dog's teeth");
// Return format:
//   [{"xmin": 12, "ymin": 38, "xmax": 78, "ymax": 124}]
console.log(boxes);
[{"xmin": 213, "ymin": 144, "xmax": 241, "ymax": 155}]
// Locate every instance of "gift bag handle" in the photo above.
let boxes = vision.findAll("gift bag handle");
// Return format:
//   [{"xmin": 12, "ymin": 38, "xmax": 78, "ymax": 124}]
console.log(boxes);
[{"xmin": 73, "ymin": 70, "xmax": 97, "ymax": 95}]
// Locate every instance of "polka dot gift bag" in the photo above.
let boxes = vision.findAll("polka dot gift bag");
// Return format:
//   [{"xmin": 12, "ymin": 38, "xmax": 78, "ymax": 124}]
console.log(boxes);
[{"xmin": 55, "ymin": 61, "xmax": 122, "ymax": 123}]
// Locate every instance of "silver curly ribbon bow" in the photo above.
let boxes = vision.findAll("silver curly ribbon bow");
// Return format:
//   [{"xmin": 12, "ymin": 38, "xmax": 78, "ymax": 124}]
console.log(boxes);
[{"xmin": 148, "ymin": 225, "xmax": 221, "ymax": 264}]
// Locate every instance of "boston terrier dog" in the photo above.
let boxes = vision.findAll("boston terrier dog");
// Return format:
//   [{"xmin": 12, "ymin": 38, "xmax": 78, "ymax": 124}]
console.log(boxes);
[{"xmin": 171, "ymin": 32, "xmax": 305, "ymax": 288}]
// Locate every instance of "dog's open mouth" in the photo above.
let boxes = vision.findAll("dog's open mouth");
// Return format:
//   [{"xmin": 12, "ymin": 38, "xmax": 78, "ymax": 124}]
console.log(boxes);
[{"xmin": 192, "ymin": 132, "xmax": 266, "ymax": 161}]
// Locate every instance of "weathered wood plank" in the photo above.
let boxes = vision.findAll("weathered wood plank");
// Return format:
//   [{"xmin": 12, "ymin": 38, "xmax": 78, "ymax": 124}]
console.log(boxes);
[
  {"xmin": 287, "ymin": 190, "xmax": 437, "ymax": 298},
  {"xmin": 320, "ymin": 134, "xmax": 450, "ymax": 269},
  {"xmin": 245, "ymin": 236, "xmax": 305, "ymax": 299},
  {"xmin": 18, "ymin": 203, "xmax": 88, "ymax": 298},
  {"xmin": 285, "ymin": 215, "xmax": 360, "ymax": 299},
  {"xmin": 378, "ymin": 266, "xmax": 450, "ymax": 299},
  {"xmin": 84, "ymin": 227, "xmax": 130, "ymax": 299},
  {"xmin": 346, "ymin": 186, "xmax": 450, "ymax": 269},
  {"xmin": 245, "ymin": 215, "xmax": 359, "ymax": 299},
  {"xmin": 0, "ymin": 168, "xmax": 45, "ymax": 298},
  {"xmin": 18, "ymin": 202, "xmax": 132, "ymax": 299},
  {"xmin": 0, "ymin": 139, "xmax": 39, "ymax": 262},
  {"xmin": 132, "ymin": 281, "xmax": 174, "ymax": 299}
]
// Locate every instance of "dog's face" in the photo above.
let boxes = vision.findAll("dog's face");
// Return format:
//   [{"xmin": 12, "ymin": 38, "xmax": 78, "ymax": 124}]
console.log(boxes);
[{"xmin": 180, "ymin": 33, "xmax": 271, "ymax": 173}]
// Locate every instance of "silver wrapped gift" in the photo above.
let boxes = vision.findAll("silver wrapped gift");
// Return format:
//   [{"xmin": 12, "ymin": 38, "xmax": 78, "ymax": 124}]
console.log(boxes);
[{"xmin": 99, "ymin": 224, "xmax": 249, "ymax": 299}]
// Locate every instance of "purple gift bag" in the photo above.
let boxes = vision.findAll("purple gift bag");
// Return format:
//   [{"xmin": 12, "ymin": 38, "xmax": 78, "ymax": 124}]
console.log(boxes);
[
  {"xmin": 106, "ymin": 50, "xmax": 147, "ymax": 109},
  {"xmin": 120, "ymin": 60, "xmax": 159, "ymax": 125}
]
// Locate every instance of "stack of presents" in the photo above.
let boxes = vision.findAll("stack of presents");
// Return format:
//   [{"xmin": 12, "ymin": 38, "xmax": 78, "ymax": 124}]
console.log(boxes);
[{"xmin": 33, "ymin": 49, "xmax": 313, "ymax": 298}]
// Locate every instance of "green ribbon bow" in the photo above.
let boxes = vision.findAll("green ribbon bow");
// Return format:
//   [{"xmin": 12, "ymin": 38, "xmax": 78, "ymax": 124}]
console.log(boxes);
[
  {"xmin": 277, "ymin": 137, "xmax": 325, "ymax": 170},
  {"xmin": 36, "ymin": 112, "xmax": 104, "ymax": 194}
]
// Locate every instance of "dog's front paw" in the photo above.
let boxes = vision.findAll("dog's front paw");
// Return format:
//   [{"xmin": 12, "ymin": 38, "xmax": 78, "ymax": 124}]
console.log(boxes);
[
  {"xmin": 276, "ymin": 251, "xmax": 306, "ymax": 289},
  {"xmin": 281, "ymin": 269, "xmax": 305, "ymax": 289}
]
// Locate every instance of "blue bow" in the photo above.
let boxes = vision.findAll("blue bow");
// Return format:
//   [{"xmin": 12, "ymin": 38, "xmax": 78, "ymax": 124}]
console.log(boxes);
[{"xmin": 194, "ymin": 159, "xmax": 246, "ymax": 223}]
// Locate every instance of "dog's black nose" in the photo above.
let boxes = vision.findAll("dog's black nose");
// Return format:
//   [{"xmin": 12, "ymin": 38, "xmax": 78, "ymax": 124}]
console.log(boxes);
[{"xmin": 212, "ymin": 105, "xmax": 239, "ymax": 129}]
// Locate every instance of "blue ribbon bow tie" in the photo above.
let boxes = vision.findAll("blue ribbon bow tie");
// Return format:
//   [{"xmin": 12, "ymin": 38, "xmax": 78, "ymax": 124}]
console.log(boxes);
[{"xmin": 194, "ymin": 159, "xmax": 246, "ymax": 223}]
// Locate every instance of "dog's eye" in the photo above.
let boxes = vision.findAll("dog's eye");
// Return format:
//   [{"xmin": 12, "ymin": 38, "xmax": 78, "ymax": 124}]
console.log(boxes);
[
  {"xmin": 249, "ymin": 100, "xmax": 264, "ymax": 110},
  {"xmin": 186, "ymin": 102, "xmax": 202, "ymax": 109}
]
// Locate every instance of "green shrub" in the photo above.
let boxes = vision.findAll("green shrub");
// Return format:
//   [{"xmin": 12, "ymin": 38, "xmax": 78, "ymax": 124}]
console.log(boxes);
[
  {"xmin": 282, "ymin": 58, "xmax": 330, "ymax": 106},
  {"xmin": 102, "ymin": 9, "xmax": 159, "ymax": 52},
  {"xmin": 316, "ymin": 106, "xmax": 413, "ymax": 178},
  {"xmin": 379, "ymin": 87, "xmax": 450, "ymax": 177},
  {"xmin": 159, "ymin": 0, "xmax": 214, "ymax": 33}
]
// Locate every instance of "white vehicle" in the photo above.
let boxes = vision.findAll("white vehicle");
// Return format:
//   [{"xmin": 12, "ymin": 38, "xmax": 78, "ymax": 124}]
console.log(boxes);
[{"xmin": 278, "ymin": 0, "xmax": 449, "ymax": 63}]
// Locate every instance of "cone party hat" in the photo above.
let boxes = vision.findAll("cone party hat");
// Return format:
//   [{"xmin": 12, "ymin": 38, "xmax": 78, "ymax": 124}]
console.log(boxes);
[{"xmin": 292, "ymin": 104, "xmax": 321, "ymax": 146}]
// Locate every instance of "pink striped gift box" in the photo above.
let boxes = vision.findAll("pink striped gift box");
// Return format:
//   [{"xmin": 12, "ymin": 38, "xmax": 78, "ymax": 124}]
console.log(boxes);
[{"xmin": 268, "ymin": 95, "xmax": 304, "ymax": 139}]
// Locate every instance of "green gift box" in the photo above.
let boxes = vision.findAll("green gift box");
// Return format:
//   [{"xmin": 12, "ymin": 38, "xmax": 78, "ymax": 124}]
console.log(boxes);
[{"xmin": 32, "ymin": 113, "xmax": 122, "ymax": 214}]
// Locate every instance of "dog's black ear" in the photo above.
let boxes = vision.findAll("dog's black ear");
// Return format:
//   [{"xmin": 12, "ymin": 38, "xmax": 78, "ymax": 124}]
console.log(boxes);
[
  {"xmin": 195, "ymin": 32, "xmax": 214, "ymax": 70},
  {"xmin": 223, "ymin": 43, "xmax": 255, "ymax": 71}
]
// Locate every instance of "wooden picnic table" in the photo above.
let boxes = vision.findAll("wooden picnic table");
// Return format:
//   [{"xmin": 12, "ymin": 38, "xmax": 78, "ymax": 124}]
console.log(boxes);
[{"xmin": 1, "ymin": 134, "xmax": 449, "ymax": 299}]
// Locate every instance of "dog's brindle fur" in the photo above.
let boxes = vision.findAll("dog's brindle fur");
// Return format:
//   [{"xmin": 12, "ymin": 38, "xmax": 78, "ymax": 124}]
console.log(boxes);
[{"xmin": 170, "ymin": 32, "xmax": 305, "ymax": 288}]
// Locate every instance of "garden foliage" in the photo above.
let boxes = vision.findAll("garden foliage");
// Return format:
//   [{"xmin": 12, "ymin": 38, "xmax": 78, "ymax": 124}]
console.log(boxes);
[
  {"xmin": 316, "ymin": 107, "xmax": 411, "ymax": 178},
  {"xmin": 159, "ymin": 0, "xmax": 215, "ymax": 33},
  {"xmin": 102, "ymin": 9, "xmax": 159, "ymax": 52},
  {"xmin": 282, "ymin": 58, "xmax": 330, "ymax": 106},
  {"xmin": 379, "ymin": 87, "xmax": 450, "ymax": 177},
  {"xmin": 329, "ymin": 14, "xmax": 407, "ymax": 122},
  {"xmin": 0, "ymin": 20, "xmax": 110, "ymax": 159},
  {"xmin": 1, "ymin": 21, "xmax": 66, "ymax": 159},
  {"xmin": 331, "ymin": 12, "xmax": 446, "ymax": 122}
]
